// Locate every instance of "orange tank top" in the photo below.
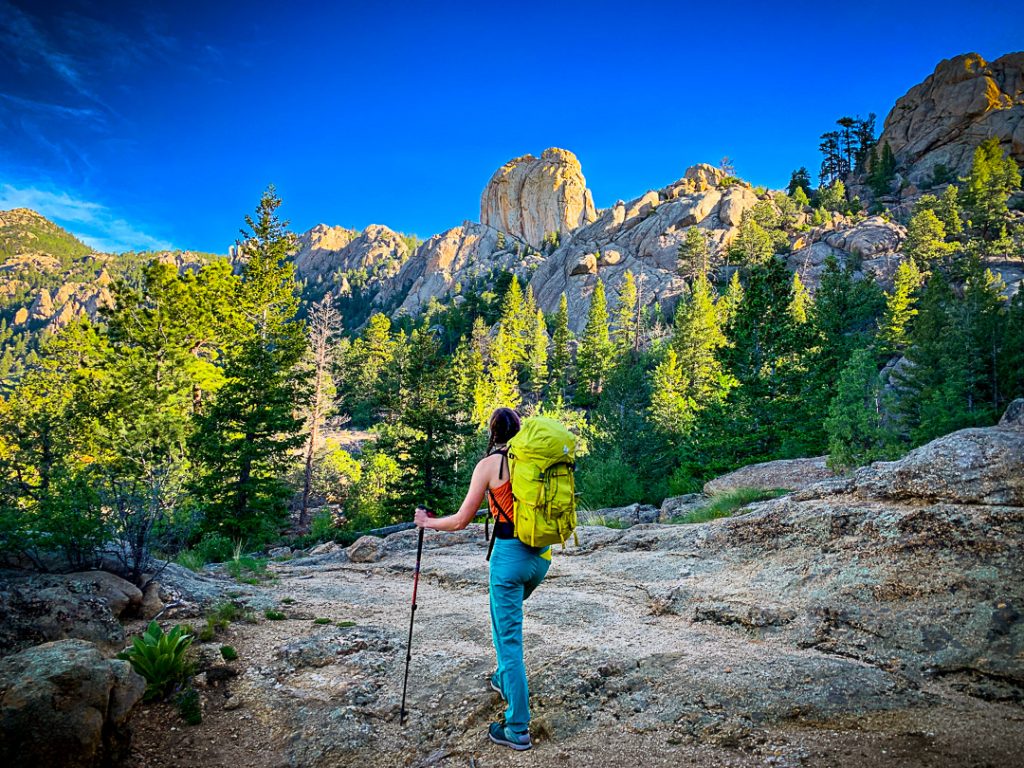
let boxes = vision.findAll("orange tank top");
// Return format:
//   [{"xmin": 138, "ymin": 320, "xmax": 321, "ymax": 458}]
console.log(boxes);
[{"xmin": 487, "ymin": 480, "xmax": 514, "ymax": 523}]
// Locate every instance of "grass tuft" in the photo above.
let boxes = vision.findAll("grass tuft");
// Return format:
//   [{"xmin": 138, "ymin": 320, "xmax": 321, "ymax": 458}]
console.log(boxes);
[
  {"xmin": 264, "ymin": 609, "xmax": 286, "ymax": 621},
  {"xmin": 671, "ymin": 488, "xmax": 788, "ymax": 524}
]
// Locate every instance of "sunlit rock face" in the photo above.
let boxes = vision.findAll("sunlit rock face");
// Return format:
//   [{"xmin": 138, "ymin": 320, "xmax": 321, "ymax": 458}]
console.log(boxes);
[
  {"xmin": 878, "ymin": 52, "xmax": 1024, "ymax": 185},
  {"xmin": 480, "ymin": 147, "xmax": 597, "ymax": 249}
]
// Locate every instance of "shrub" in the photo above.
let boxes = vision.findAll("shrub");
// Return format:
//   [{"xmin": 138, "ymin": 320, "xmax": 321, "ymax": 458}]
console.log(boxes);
[
  {"xmin": 195, "ymin": 532, "xmax": 234, "ymax": 563},
  {"xmin": 670, "ymin": 488, "xmax": 788, "ymax": 524},
  {"xmin": 175, "ymin": 687, "xmax": 202, "ymax": 725},
  {"xmin": 119, "ymin": 621, "xmax": 193, "ymax": 700},
  {"xmin": 219, "ymin": 645, "xmax": 238, "ymax": 661},
  {"xmin": 337, "ymin": 620, "xmax": 356, "ymax": 627},
  {"xmin": 264, "ymin": 609, "xmax": 286, "ymax": 620},
  {"xmin": 313, "ymin": 617, "xmax": 332, "ymax": 624},
  {"xmin": 309, "ymin": 508, "xmax": 336, "ymax": 541},
  {"xmin": 576, "ymin": 453, "xmax": 644, "ymax": 510}
]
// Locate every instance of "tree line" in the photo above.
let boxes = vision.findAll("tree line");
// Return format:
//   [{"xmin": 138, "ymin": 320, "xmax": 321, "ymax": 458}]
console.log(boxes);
[{"xmin": 1, "ymin": 140, "xmax": 1021, "ymax": 577}]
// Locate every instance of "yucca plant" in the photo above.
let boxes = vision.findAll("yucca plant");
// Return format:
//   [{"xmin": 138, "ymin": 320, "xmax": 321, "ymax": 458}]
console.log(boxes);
[{"xmin": 119, "ymin": 621, "xmax": 194, "ymax": 700}]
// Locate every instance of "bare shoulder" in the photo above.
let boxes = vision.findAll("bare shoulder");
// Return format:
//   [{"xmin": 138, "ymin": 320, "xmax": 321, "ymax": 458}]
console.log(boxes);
[{"xmin": 475, "ymin": 453, "xmax": 503, "ymax": 484}]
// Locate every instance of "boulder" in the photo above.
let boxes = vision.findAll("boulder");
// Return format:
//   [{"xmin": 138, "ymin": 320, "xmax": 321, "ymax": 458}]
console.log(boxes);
[
  {"xmin": 585, "ymin": 503, "xmax": 660, "ymax": 528},
  {"xmin": 683, "ymin": 162, "xmax": 727, "ymax": 191},
  {"xmin": 0, "ymin": 639, "xmax": 145, "ymax": 767},
  {"xmin": 1000, "ymin": 398, "xmax": 1024, "ymax": 428},
  {"xmin": 878, "ymin": 52, "xmax": 1024, "ymax": 186},
  {"xmin": 347, "ymin": 535, "xmax": 387, "ymax": 563},
  {"xmin": 717, "ymin": 186, "xmax": 759, "ymax": 227},
  {"xmin": 704, "ymin": 456, "xmax": 836, "ymax": 495},
  {"xmin": 309, "ymin": 540, "xmax": 341, "ymax": 556},
  {"xmin": 65, "ymin": 570, "xmax": 143, "ymax": 617},
  {"xmin": 480, "ymin": 147, "xmax": 597, "ymax": 248},
  {"xmin": 659, "ymin": 493, "xmax": 706, "ymax": 521},
  {"xmin": 570, "ymin": 253, "xmax": 598, "ymax": 276},
  {"xmin": 0, "ymin": 571, "xmax": 127, "ymax": 656},
  {"xmin": 853, "ymin": 422, "xmax": 1024, "ymax": 506},
  {"xmin": 823, "ymin": 216, "xmax": 905, "ymax": 256},
  {"xmin": 268, "ymin": 546, "xmax": 292, "ymax": 558},
  {"xmin": 139, "ymin": 580, "xmax": 164, "ymax": 620}
]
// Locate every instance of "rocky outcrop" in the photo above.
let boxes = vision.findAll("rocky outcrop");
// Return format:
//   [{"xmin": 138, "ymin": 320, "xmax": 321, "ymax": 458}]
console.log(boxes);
[
  {"xmin": 703, "ymin": 456, "xmax": 837, "ymax": 495},
  {"xmin": 850, "ymin": 421, "xmax": 1024, "ymax": 506},
  {"xmin": 0, "ymin": 639, "xmax": 145, "ymax": 767},
  {"xmin": 878, "ymin": 52, "xmax": 1024, "ymax": 186},
  {"xmin": 290, "ymin": 223, "xmax": 411, "ymax": 287},
  {"xmin": 382, "ymin": 221, "xmax": 537, "ymax": 317},
  {"xmin": 480, "ymin": 148, "xmax": 597, "ymax": 248},
  {"xmin": 0, "ymin": 570, "xmax": 133, "ymax": 656}
]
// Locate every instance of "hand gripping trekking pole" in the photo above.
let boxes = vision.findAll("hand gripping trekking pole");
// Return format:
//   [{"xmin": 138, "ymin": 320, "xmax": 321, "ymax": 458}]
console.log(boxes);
[{"xmin": 399, "ymin": 515, "xmax": 428, "ymax": 724}]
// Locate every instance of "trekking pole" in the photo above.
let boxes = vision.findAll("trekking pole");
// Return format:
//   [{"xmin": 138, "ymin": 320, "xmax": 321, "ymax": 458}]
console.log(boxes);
[{"xmin": 399, "ymin": 513, "xmax": 428, "ymax": 725}]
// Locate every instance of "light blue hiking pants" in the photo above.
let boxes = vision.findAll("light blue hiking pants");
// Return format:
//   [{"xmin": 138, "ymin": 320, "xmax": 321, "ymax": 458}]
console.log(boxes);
[{"xmin": 489, "ymin": 536, "xmax": 550, "ymax": 732}]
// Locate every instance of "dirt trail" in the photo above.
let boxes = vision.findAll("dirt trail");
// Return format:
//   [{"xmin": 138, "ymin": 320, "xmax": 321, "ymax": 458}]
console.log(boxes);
[{"xmin": 126, "ymin": 522, "xmax": 1024, "ymax": 767}]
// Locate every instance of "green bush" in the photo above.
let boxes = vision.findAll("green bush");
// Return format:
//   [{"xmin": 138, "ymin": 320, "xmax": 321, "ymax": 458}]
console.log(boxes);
[
  {"xmin": 309, "ymin": 508, "xmax": 336, "ymax": 541},
  {"xmin": 313, "ymin": 617, "xmax": 332, "ymax": 624},
  {"xmin": 264, "ymin": 609, "xmax": 286, "ymax": 620},
  {"xmin": 219, "ymin": 645, "xmax": 238, "ymax": 661},
  {"xmin": 337, "ymin": 620, "xmax": 356, "ymax": 627},
  {"xmin": 119, "ymin": 621, "xmax": 193, "ymax": 701},
  {"xmin": 175, "ymin": 687, "xmax": 202, "ymax": 725},
  {"xmin": 195, "ymin": 532, "xmax": 234, "ymax": 563},
  {"xmin": 576, "ymin": 453, "xmax": 644, "ymax": 510}
]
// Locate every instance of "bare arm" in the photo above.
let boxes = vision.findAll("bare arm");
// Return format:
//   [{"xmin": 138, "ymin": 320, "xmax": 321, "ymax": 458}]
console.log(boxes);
[{"xmin": 415, "ymin": 458, "xmax": 490, "ymax": 532}]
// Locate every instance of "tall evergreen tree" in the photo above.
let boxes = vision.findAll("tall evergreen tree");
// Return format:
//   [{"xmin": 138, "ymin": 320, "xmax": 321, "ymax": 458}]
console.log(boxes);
[
  {"xmin": 614, "ymin": 271, "xmax": 640, "ymax": 354},
  {"xmin": 904, "ymin": 208, "xmax": 956, "ymax": 269},
  {"xmin": 550, "ymin": 293, "xmax": 573, "ymax": 398},
  {"xmin": 190, "ymin": 187, "xmax": 308, "ymax": 541},
  {"xmin": 825, "ymin": 346, "xmax": 897, "ymax": 469},
  {"xmin": 672, "ymin": 274, "xmax": 731, "ymax": 409},
  {"xmin": 878, "ymin": 259, "xmax": 922, "ymax": 353},
  {"xmin": 961, "ymin": 137, "xmax": 1022, "ymax": 240},
  {"xmin": 575, "ymin": 279, "xmax": 615, "ymax": 406},
  {"xmin": 526, "ymin": 309, "xmax": 549, "ymax": 400},
  {"xmin": 677, "ymin": 227, "xmax": 711, "ymax": 280}
]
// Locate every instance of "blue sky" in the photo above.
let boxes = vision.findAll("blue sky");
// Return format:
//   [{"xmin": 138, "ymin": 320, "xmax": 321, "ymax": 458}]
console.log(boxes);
[{"xmin": 1, "ymin": 0, "xmax": 1021, "ymax": 254}]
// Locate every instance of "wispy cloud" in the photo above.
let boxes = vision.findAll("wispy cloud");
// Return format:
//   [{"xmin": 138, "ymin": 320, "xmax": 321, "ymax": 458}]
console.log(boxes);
[
  {"xmin": 0, "ymin": 0, "xmax": 99, "ymax": 104},
  {"xmin": 0, "ymin": 183, "xmax": 174, "ymax": 253}
]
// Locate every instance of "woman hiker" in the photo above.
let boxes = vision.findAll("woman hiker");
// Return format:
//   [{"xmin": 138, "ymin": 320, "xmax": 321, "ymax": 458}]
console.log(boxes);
[{"xmin": 414, "ymin": 407, "xmax": 550, "ymax": 752}]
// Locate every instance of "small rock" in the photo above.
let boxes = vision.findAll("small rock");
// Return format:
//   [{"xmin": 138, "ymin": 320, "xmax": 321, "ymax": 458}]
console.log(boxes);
[
  {"xmin": 309, "ymin": 541, "xmax": 341, "ymax": 556},
  {"xmin": 139, "ymin": 580, "xmax": 164, "ymax": 620},
  {"xmin": 224, "ymin": 696, "xmax": 243, "ymax": 711},
  {"xmin": 268, "ymin": 546, "xmax": 292, "ymax": 558}
]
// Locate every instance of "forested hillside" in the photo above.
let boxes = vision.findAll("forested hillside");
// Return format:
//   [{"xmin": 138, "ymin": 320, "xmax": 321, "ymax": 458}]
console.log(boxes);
[{"xmin": 0, "ymin": 52, "xmax": 1022, "ymax": 577}]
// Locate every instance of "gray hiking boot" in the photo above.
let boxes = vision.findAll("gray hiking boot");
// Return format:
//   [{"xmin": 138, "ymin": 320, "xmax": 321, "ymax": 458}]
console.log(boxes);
[{"xmin": 488, "ymin": 722, "xmax": 531, "ymax": 751}]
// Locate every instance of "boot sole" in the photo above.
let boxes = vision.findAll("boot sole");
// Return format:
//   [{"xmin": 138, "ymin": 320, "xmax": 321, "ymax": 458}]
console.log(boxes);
[{"xmin": 488, "ymin": 731, "xmax": 532, "ymax": 751}]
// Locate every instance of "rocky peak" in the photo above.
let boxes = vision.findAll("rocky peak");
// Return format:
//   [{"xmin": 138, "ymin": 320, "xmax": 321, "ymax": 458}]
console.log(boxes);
[
  {"xmin": 290, "ymin": 223, "xmax": 409, "ymax": 285},
  {"xmin": 480, "ymin": 147, "xmax": 597, "ymax": 248},
  {"xmin": 878, "ymin": 51, "xmax": 1024, "ymax": 185}
]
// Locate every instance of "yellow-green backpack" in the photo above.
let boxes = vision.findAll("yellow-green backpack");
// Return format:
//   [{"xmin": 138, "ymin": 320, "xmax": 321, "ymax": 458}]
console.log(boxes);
[{"xmin": 506, "ymin": 416, "xmax": 578, "ymax": 549}]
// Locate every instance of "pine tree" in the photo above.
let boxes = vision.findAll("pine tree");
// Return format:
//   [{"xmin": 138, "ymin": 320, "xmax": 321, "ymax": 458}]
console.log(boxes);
[
  {"xmin": 792, "ymin": 185, "xmax": 810, "ymax": 208},
  {"xmin": 614, "ymin": 270, "xmax": 639, "ymax": 353},
  {"xmin": 344, "ymin": 313, "xmax": 396, "ymax": 425},
  {"xmin": 673, "ymin": 274, "xmax": 731, "ymax": 408},
  {"xmin": 648, "ymin": 347, "xmax": 689, "ymax": 432},
  {"xmin": 878, "ymin": 259, "xmax": 922, "ymax": 353},
  {"xmin": 718, "ymin": 270, "xmax": 744, "ymax": 331},
  {"xmin": 787, "ymin": 167, "xmax": 812, "ymax": 197},
  {"xmin": 868, "ymin": 141, "xmax": 897, "ymax": 196},
  {"xmin": 575, "ymin": 279, "xmax": 614, "ymax": 406},
  {"xmin": 904, "ymin": 209, "xmax": 956, "ymax": 269},
  {"xmin": 732, "ymin": 212, "xmax": 774, "ymax": 265},
  {"xmin": 527, "ymin": 309, "xmax": 549, "ymax": 400},
  {"xmin": 825, "ymin": 346, "xmax": 897, "ymax": 469},
  {"xmin": 470, "ymin": 316, "xmax": 494, "ymax": 425},
  {"xmin": 190, "ymin": 187, "xmax": 308, "ymax": 541},
  {"xmin": 550, "ymin": 293, "xmax": 573, "ymax": 397},
  {"xmin": 677, "ymin": 227, "xmax": 711, "ymax": 280},
  {"xmin": 961, "ymin": 137, "xmax": 1022, "ymax": 240},
  {"xmin": 787, "ymin": 272, "xmax": 811, "ymax": 326},
  {"xmin": 500, "ymin": 276, "xmax": 527, "ymax": 365}
]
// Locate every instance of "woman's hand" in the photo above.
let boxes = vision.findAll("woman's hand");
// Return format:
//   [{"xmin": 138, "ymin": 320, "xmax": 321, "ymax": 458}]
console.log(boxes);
[{"xmin": 414, "ymin": 506, "xmax": 433, "ymax": 529}]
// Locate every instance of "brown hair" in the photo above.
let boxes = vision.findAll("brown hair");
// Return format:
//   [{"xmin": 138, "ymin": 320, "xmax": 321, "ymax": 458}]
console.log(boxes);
[{"xmin": 487, "ymin": 407, "xmax": 520, "ymax": 454}]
